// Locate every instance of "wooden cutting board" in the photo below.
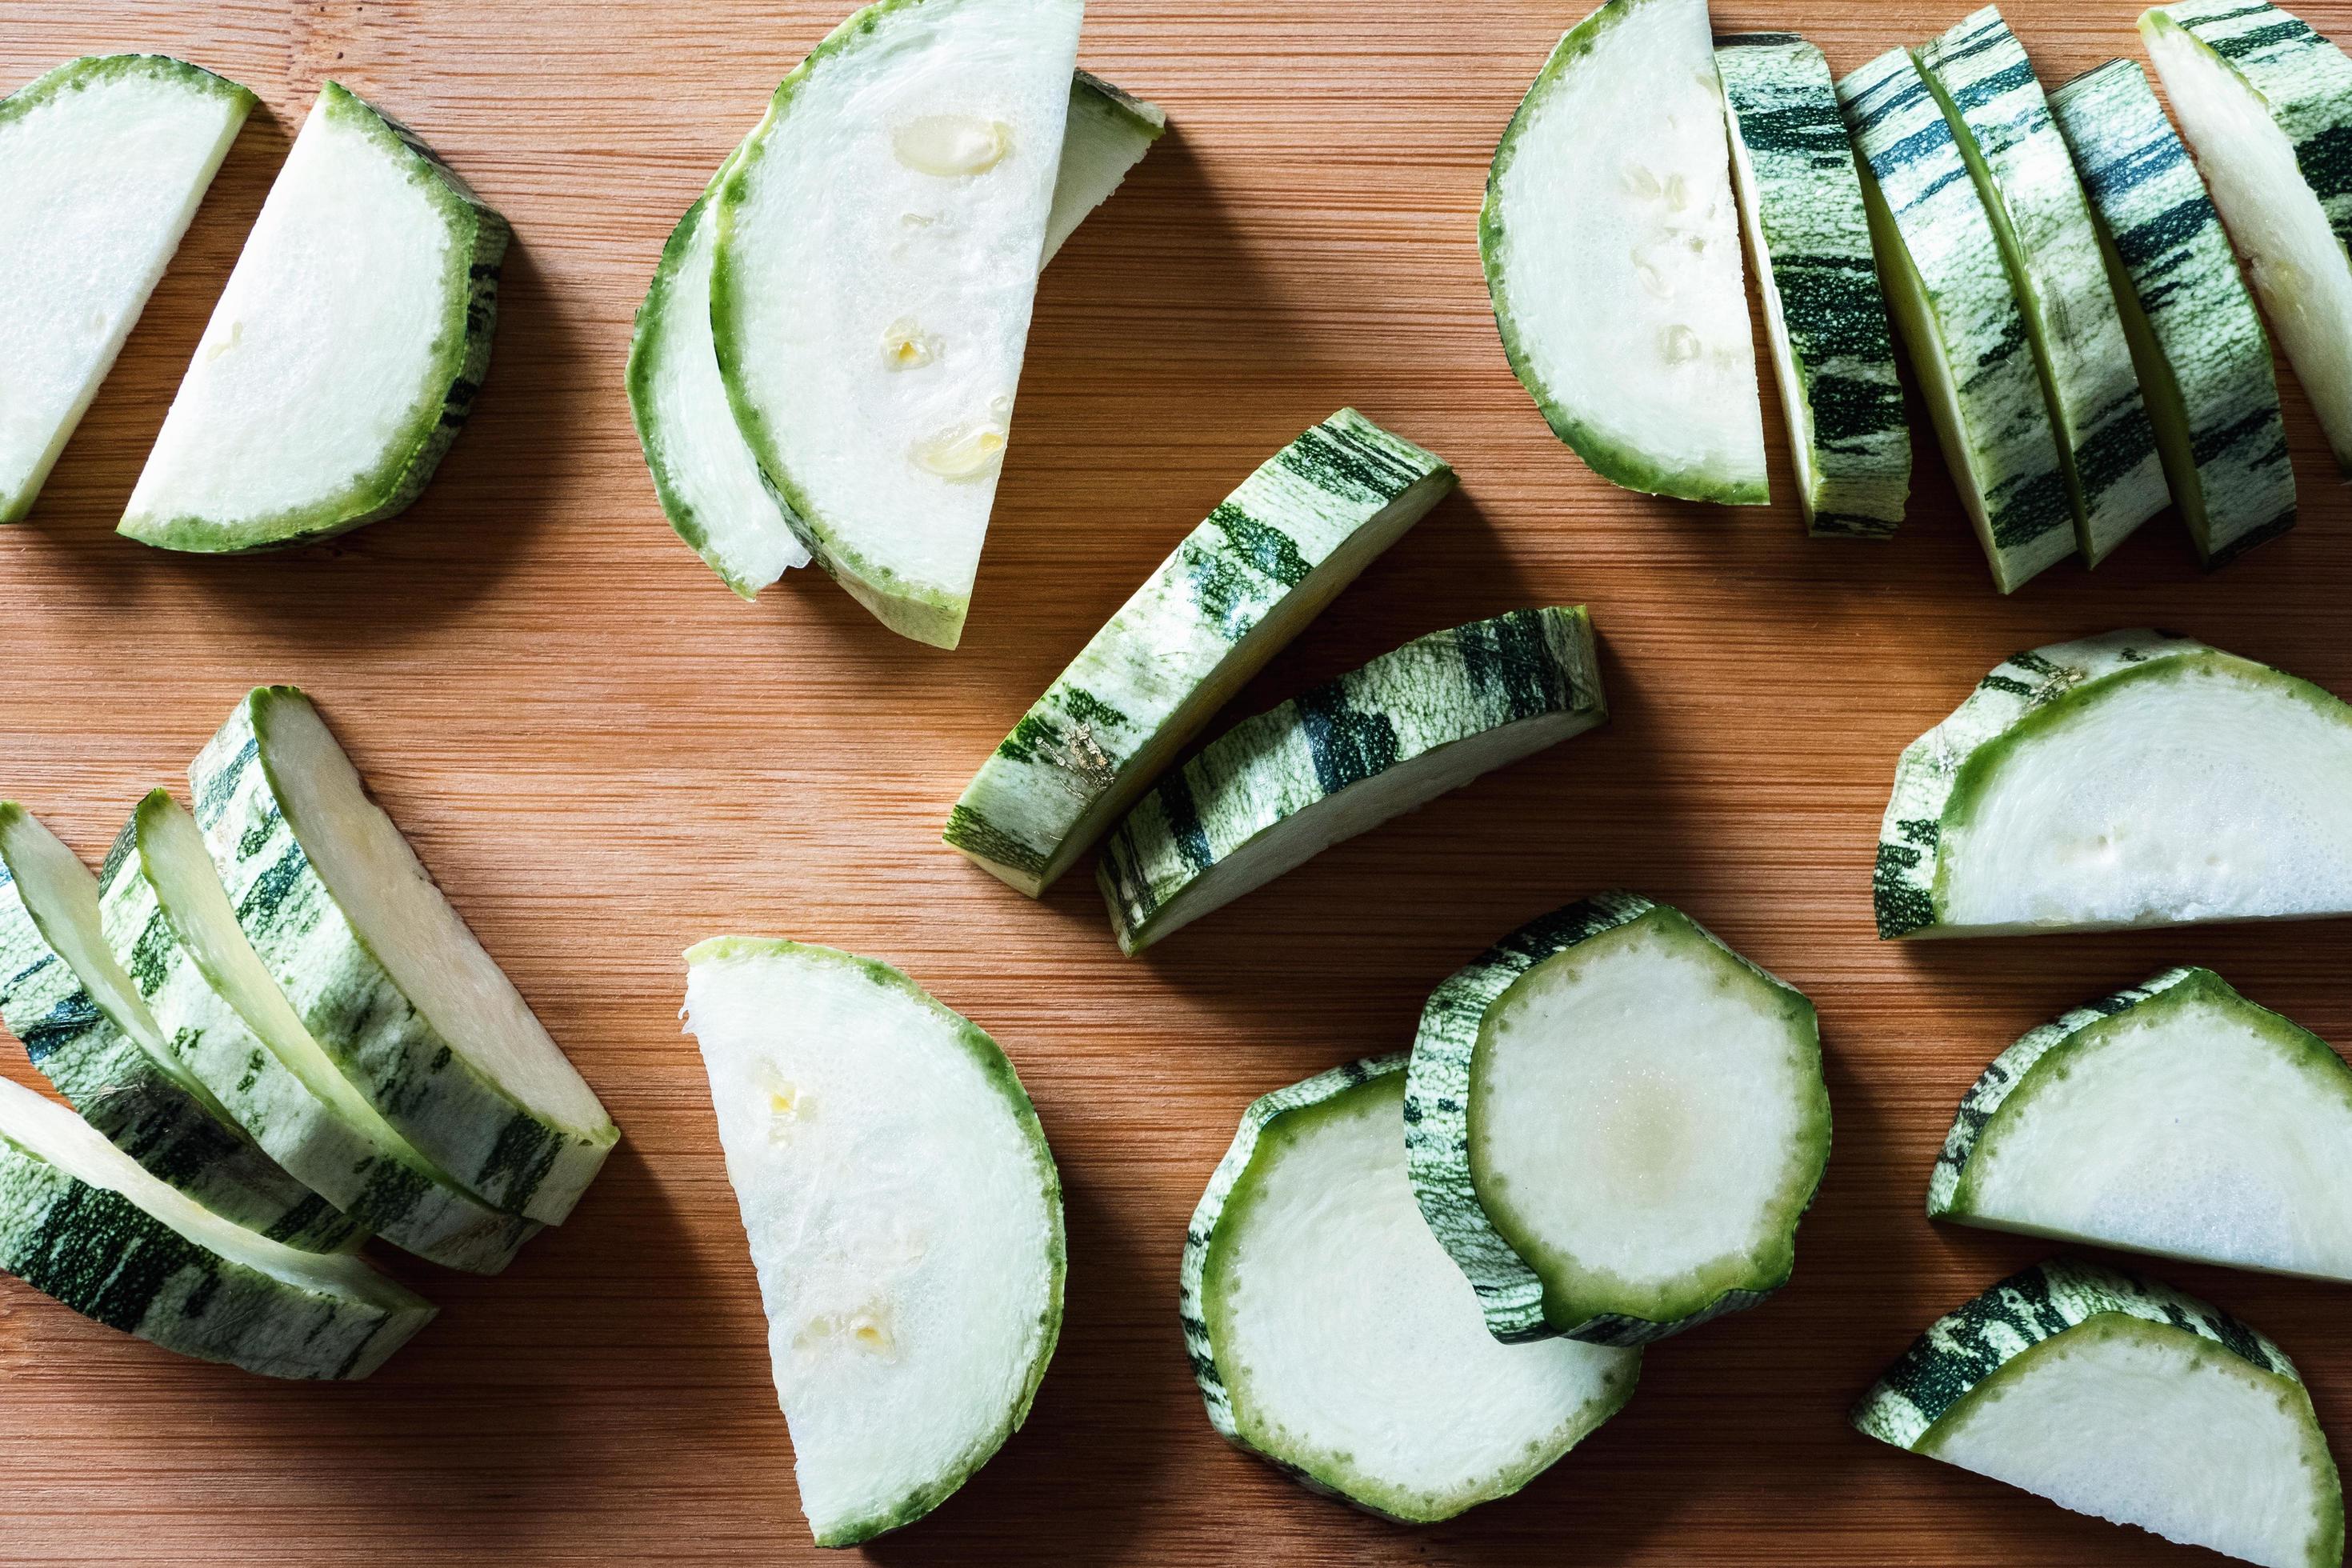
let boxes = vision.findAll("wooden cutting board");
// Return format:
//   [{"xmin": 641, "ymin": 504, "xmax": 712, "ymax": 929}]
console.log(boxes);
[{"xmin": 3, "ymin": 1, "xmax": 2349, "ymax": 1562}]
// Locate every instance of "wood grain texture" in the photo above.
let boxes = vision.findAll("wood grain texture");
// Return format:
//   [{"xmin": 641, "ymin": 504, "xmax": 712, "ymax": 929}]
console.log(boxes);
[{"xmin": 1, "ymin": 1, "xmax": 2349, "ymax": 1562}]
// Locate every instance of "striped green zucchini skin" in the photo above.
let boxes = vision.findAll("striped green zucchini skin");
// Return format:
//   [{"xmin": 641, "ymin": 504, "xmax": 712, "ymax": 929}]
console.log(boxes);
[
  {"xmin": 1714, "ymin": 34, "xmax": 1910, "ymax": 538},
  {"xmin": 0, "ymin": 804, "xmax": 357, "ymax": 1252},
  {"xmin": 1097, "ymin": 606, "xmax": 1607, "ymax": 954},
  {"xmin": 946, "ymin": 410, "xmax": 1455, "ymax": 896},
  {"xmin": 190, "ymin": 689, "xmax": 615, "ymax": 1225},
  {"xmin": 0, "ymin": 1077, "xmax": 434, "ymax": 1380},
  {"xmin": 1838, "ymin": 50, "xmax": 2074, "ymax": 592},
  {"xmin": 2049, "ymin": 59, "xmax": 2294, "ymax": 566}
]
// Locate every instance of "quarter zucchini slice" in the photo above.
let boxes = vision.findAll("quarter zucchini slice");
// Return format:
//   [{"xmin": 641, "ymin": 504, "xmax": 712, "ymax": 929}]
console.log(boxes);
[
  {"xmin": 0, "ymin": 55, "xmax": 254, "ymax": 522},
  {"xmin": 0, "ymin": 1074, "xmax": 432, "ymax": 1380},
  {"xmin": 1484, "ymin": 0, "xmax": 1769, "ymax": 505},
  {"xmin": 1874, "ymin": 630, "xmax": 2352, "ymax": 938},
  {"xmin": 1182, "ymin": 1056, "xmax": 1640, "ymax": 1523},
  {"xmin": 1855, "ymin": 1258, "xmax": 2343, "ymax": 1568},
  {"xmin": 120, "ymin": 82, "xmax": 506, "ymax": 550},
  {"xmin": 686, "ymin": 939, "xmax": 1062, "ymax": 1546},
  {"xmin": 190, "ymin": 686, "xmax": 616, "ymax": 1224},
  {"xmin": 946, "ymin": 410, "xmax": 1454, "ymax": 896},
  {"xmin": 1096, "ymin": 606, "xmax": 1607, "ymax": 954}
]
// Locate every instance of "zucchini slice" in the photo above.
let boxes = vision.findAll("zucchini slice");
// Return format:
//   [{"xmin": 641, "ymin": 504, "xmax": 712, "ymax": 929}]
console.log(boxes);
[
  {"xmin": 685, "ymin": 939, "xmax": 1062, "ymax": 1547},
  {"xmin": 0, "ymin": 55, "xmax": 254, "ymax": 522},
  {"xmin": 1874, "ymin": 630, "xmax": 2352, "ymax": 938},
  {"xmin": 1714, "ymin": 33, "xmax": 1910, "ymax": 537},
  {"xmin": 2142, "ymin": 0, "xmax": 2352, "ymax": 473},
  {"xmin": 1484, "ymin": 0, "xmax": 1770, "ymax": 505},
  {"xmin": 946, "ymin": 410, "xmax": 1454, "ymax": 896},
  {"xmin": 190, "ymin": 686, "xmax": 615, "ymax": 1224},
  {"xmin": 1096, "ymin": 606, "xmax": 1607, "ymax": 954},
  {"xmin": 1182, "ymin": 1056, "xmax": 1640, "ymax": 1523},
  {"xmin": 1932, "ymin": 966, "xmax": 2352, "ymax": 1280},
  {"xmin": 710, "ymin": 0, "xmax": 1087, "ymax": 649},
  {"xmin": 1406, "ymin": 894, "xmax": 1828, "ymax": 1344},
  {"xmin": 0, "ymin": 1074, "xmax": 432, "ymax": 1380},
  {"xmin": 2049, "ymin": 59, "xmax": 2294, "ymax": 566},
  {"xmin": 1838, "ymin": 50, "xmax": 2074, "ymax": 592},
  {"xmin": 1856, "ymin": 1258, "xmax": 2343, "ymax": 1568}
]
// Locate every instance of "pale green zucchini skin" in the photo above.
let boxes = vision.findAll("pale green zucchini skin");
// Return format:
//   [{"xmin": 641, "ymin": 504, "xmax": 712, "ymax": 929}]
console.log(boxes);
[
  {"xmin": 1714, "ymin": 34, "xmax": 1910, "ymax": 538},
  {"xmin": 946, "ymin": 410, "xmax": 1456, "ymax": 896},
  {"xmin": 0, "ymin": 804, "xmax": 356, "ymax": 1251},
  {"xmin": 190, "ymin": 688, "xmax": 616, "ymax": 1224},
  {"xmin": 2048, "ymin": 59, "xmax": 2294, "ymax": 566},
  {"xmin": 1097, "ymin": 606, "xmax": 1607, "ymax": 954}
]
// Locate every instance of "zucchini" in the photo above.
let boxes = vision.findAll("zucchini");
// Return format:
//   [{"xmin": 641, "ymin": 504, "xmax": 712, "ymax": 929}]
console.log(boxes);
[
  {"xmin": 1181, "ymin": 1055, "xmax": 1640, "ymax": 1522},
  {"xmin": 1484, "ymin": 0, "xmax": 1770, "ymax": 505},
  {"xmin": 685, "ymin": 938, "xmax": 1062, "ymax": 1546},
  {"xmin": 0, "ymin": 55, "xmax": 254, "ymax": 522},
  {"xmin": 946, "ymin": 410, "xmax": 1455, "ymax": 895},
  {"xmin": 1855, "ymin": 1258, "xmax": 2342, "ymax": 1568},
  {"xmin": 1097, "ymin": 606, "xmax": 1607, "ymax": 954},
  {"xmin": 190, "ymin": 686, "xmax": 615, "ymax": 1224},
  {"xmin": 1714, "ymin": 33, "xmax": 1910, "ymax": 538},
  {"xmin": 1874, "ymin": 630, "xmax": 2352, "ymax": 938},
  {"xmin": 119, "ymin": 82, "xmax": 506, "ymax": 550},
  {"xmin": 1041, "ymin": 72, "xmax": 1165, "ymax": 265},
  {"xmin": 2049, "ymin": 59, "xmax": 2295, "ymax": 566},
  {"xmin": 0, "ymin": 1074, "xmax": 432, "ymax": 1380}
]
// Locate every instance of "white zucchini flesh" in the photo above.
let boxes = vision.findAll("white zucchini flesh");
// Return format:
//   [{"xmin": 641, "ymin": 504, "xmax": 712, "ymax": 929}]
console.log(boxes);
[
  {"xmin": 1856, "ymin": 1260, "xmax": 2342, "ymax": 1568},
  {"xmin": 120, "ymin": 82, "xmax": 506, "ymax": 551},
  {"xmin": 1181, "ymin": 1057, "xmax": 1640, "ymax": 1523},
  {"xmin": 711, "ymin": 0, "xmax": 1086, "ymax": 649},
  {"xmin": 2143, "ymin": 0, "xmax": 2352, "ymax": 472},
  {"xmin": 0, "ymin": 55, "xmax": 254, "ymax": 522},
  {"xmin": 1874, "ymin": 631, "xmax": 2352, "ymax": 937},
  {"xmin": 0, "ymin": 1074, "xmax": 433, "ymax": 1380},
  {"xmin": 685, "ymin": 939, "xmax": 1062, "ymax": 1547},
  {"xmin": 1483, "ymin": 0, "xmax": 1768, "ymax": 505},
  {"xmin": 1932, "ymin": 967, "xmax": 2352, "ymax": 1280}
]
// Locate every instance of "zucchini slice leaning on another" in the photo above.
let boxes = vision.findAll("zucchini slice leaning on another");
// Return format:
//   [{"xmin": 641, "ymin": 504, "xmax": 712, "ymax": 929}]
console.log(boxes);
[
  {"xmin": 1874, "ymin": 630, "xmax": 2352, "ymax": 938},
  {"xmin": 1406, "ymin": 893, "xmax": 1829, "ymax": 1344},
  {"xmin": 1856, "ymin": 1258, "xmax": 2343, "ymax": 1568},
  {"xmin": 1096, "ymin": 606, "xmax": 1608, "ymax": 954},
  {"xmin": 120, "ymin": 82, "xmax": 506, "ymax": 550},
  {"xmin": 1932, "ymin": 966, "xmax": 2352, "ymax": 1280},
  {"xmin": 0, "ymin": 1074, "xmax": 433, "ymax": 1380},
  {"xmin": 686, "ymin": 939, "xmax": 1063, "ymax": 1547},
  {"xmin": 0, "ymin": 55, "xmax": 255, "ymax": 522},
  {"xmin": 946, "ymin": 410, "xmax": 1455, "ymax": 896},
  {"xmin": 1182, "ymin": 1056, "xmax": 1641, "ymax": 1522}
]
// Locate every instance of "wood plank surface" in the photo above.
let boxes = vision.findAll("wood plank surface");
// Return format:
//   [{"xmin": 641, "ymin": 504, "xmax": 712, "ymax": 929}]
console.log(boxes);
[{"xmin": 2, "ymin": 0, "xmax": 2349, "ymax": 1562}]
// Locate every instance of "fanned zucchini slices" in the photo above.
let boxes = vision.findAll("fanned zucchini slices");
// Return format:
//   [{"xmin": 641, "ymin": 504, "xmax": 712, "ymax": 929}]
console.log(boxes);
[
  {"xmin": 1876, "ymin": 631, "xmax": 2352, "ymax": 938},
  {"xmin": 1485, "ymin": 0, "xmax": 1769, "ymax": 505},
  {"xmin": 1856, "ymin": 1259, "xmax": 2344, "ymax": 1568},
  {"xmin": 0, "ymin": 1074, "xmax": 432, "ymax": 1381},
  {"xmin": 1406, "ymin": 894, "xmax": 1828, "ymax": 1344},
  {"xmin": 1932, "ymin": 968, "xmax": 2352, "ymax": 1281},
  {"xmin": 686, "ymin": 940, "xmax": 1062, "ymax": 1547},
  {"xmin": 1182, "ymin": 1056, "xmax": 1640, "ymax": 1523},
  {"xmin": 0, "ymin": 55, "xmax": 254, "ymax": 522}
]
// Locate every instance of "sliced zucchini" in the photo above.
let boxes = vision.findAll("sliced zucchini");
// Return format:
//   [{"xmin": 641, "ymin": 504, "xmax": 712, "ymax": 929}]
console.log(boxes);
[
  {"xmin": 945, "ymin": 410, "xmax": 1455, "ymax": 896},
  {"xmin": 0, "ymin": 1074, "xmax": 432, "ymax": 1380},
  {"xmin": 1097, "ymin": 606, "xmax": 1607, "ymax": 954},
  {"xmin": 190, "ymin": 686, "xmax": 615, "ymax": 1224},
  {"xmin": 1182, "ymin": 1056, "xmax": 1641, "ymax": 1522},
  {"xmin": 1855, "ymin": 1258, "xmax": 2342, "ymax": 1568},
  {"xmin": 1484, "ymin": 0, "xmax": 1769, "ymax": 505},
  {"xmin": 119, "ymin": 82, "xmax": 506, "ymax": 550},
  {"xmin": 685, "ymin": 938, "xmax": 1062, "ymax": 1546},
  {"xmin": 1041, "ymin": 72, "xmax": 1164, "ymax": 265},
  {"xmin": 1874, "ymin": 630, "xmax": 2352, "ymax": 937},
  {"xmin": 0, "ymin": 55, "xmax": 254, "ymax": 522}
]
